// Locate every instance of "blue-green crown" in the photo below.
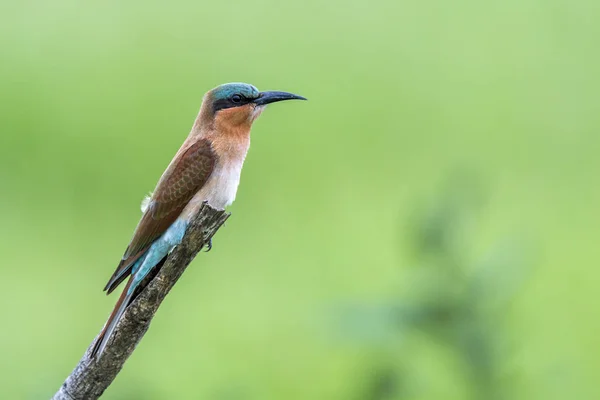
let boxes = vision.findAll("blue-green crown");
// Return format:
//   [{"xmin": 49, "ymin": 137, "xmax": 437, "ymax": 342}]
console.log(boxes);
[{"xmin": 211, "ymin": 82, "xmax": 259, "ymax": 101}]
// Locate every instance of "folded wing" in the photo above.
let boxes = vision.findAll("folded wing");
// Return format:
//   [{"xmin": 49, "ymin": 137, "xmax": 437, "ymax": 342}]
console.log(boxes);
[{"xmin": 104, "ymin": 139, "xmax": 216, "ymax": 294}]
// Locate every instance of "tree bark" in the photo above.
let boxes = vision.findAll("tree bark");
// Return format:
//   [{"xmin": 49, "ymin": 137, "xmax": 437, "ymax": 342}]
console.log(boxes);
[{"xmin": 52, "ymin": 202, "xmax": 230, "ymax": 400}]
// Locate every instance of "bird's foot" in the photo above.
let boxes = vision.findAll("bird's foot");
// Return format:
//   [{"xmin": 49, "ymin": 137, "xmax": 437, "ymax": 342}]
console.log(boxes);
[{"xmin": 204, "ymin": 238, "xmax": 212, "ymax": 252}]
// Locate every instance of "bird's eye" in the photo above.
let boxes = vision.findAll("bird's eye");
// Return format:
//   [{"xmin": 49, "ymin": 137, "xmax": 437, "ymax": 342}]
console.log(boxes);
[{"xmin": 231, "ymin": 94, "xmax": 243, "ymax": 103}]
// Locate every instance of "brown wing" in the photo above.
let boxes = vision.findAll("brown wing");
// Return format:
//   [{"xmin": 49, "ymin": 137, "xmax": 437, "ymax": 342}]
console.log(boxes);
[{"xmin": 104, "ymin": 139, "xmax": 216, "ymax": 293}]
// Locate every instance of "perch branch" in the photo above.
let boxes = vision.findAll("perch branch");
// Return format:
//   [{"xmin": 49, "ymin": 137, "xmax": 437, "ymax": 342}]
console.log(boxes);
[{"xmin": 52, "ymin": 202, "xmax": 230, "ymax": 400}]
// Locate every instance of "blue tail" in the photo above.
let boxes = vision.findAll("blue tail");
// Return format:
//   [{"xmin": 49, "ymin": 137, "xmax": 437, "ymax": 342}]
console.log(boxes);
[{"xmin": 91, "ymin": 219, "xmax": 188, "ymax": 357}]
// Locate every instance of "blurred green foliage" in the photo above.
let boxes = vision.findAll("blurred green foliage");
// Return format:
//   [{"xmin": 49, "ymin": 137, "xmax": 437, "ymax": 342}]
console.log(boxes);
[
  {"xmin": 347, "ymin": 177, "xmax": 529, "ymax": 400},
  {"xmin": 1, "ymin": 0, "xmax": 598, "ymax": 399}
]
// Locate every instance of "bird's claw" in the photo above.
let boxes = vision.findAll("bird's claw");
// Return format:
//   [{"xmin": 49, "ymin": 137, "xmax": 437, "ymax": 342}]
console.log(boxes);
[{"xmin": 204, "ymin": 238, "xmax": 212, "ymax": 252}]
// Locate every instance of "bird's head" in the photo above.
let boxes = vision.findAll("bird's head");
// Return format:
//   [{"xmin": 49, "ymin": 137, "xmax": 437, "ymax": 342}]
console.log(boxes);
[{"xmin": 205, "ymin": 82, "xmax": 306, "ymax": 127}]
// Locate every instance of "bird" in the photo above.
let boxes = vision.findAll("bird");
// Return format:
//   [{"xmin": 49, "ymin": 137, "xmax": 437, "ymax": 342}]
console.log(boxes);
[{"xmin": 91, "ymin": 82, "xmax": 306, "ymax": 357}]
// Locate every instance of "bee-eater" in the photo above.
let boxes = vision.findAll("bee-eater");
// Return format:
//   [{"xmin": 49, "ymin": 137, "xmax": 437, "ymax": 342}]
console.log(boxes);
[{"xmin": 91, "ymin": 82, "xmax": 306, "ymax": 357}]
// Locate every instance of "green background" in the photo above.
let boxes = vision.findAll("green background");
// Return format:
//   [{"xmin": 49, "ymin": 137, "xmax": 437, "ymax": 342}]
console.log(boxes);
[{"xmin": 1, "ymin": 0, "xmax": 598, "ymax": 399}]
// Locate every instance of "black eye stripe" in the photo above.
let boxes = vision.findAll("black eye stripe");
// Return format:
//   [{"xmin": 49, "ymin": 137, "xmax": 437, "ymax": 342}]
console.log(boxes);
[{"xmin": 212, "ymin": 93, "xmax": 251, "ymax": 113}]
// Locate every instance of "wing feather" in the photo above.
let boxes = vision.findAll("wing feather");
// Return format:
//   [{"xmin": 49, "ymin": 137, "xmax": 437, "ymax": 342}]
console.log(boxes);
[{"xmin": 103, "ymin": 139, "xmax": 216, "ymax": 293}]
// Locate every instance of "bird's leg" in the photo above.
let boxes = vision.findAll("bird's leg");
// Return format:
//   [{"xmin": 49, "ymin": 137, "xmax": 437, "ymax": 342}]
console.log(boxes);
[{"xmin": 204, "ymin": 238, "xmax": 212, "ymax": 252}]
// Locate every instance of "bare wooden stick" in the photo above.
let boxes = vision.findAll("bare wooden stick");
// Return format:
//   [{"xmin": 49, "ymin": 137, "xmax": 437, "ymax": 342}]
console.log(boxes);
[{"xmin": 52, "ymin": 203, "xmax": 230, "ymax": 400}]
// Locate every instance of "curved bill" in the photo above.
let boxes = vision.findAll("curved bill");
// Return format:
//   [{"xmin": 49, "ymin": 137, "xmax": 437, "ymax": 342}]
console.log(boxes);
[{"xmin": 253, "ymin": 91, "xmax": 307, "ymax": 106}]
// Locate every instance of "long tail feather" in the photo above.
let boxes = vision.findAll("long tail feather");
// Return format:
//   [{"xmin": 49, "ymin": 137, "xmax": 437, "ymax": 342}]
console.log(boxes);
[
  {"xmin": 92, "ymin": 220, "xmax": 188, "ymax": 358},
  {"xmin": 91, "ymin": 278, "xmax": 136, "ymax": 358}
]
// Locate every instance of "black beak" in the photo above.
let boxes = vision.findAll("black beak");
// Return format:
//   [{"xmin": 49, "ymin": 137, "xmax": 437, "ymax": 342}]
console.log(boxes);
[{"xmin": 253, "ymin": 91, "xmax": 307, "ymax": 106}]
